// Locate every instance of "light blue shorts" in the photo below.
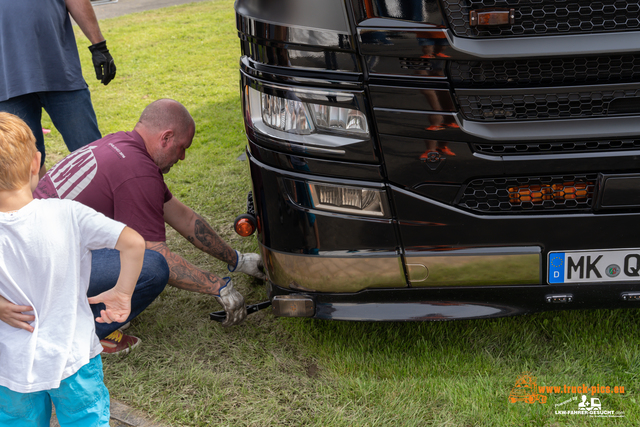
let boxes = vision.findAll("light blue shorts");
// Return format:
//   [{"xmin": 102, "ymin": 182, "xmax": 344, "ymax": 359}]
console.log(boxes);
[{"xmin": 0, "ymin": 355, "xmax": 110, "ymax": 427}]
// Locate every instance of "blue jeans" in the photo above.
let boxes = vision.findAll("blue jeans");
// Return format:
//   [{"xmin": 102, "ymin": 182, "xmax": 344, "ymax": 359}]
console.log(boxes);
[
  {"xmin": 88, "ymin": 249, "xmax": 169, "ymax": 339},
  {"xmin": 0, "ymin": 356, "xmax": 109, "ymax": 427},
  {"xmin": 0, "ymin": 89, "xmax": 101, "ymax": 166}
]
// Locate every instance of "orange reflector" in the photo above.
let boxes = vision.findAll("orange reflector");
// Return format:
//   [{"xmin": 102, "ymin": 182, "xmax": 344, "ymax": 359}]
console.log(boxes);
[
  {"xmin": 508, "ymin": 181, "xmax": 594, "ymax": 205},
  {"xmin": 234, "ymin": 218, "xmax": 256, "ymax": 237},
  {"xmin": 470, "ymin": 9, "xmax": 515, "ymax": 27}
]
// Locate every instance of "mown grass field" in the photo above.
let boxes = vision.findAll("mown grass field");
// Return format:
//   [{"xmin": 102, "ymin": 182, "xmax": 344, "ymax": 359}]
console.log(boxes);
[{"xmin": 41, "ymin": 1, "xmax": 640, "ymax": 425}]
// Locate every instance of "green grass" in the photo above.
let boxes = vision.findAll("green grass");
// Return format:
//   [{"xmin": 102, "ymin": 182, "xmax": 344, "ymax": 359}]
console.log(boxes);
[{"xmin": 40, "ymin": 1, "xmax": 640, "ymax": 425}]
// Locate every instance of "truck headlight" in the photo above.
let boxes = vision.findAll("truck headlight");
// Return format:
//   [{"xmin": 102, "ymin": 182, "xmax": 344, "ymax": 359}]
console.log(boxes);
[
  {"xmin": 260, "ymin": 92, "xmax": 313, "ymax": 134},
  {"xmin": 249, "ymin": 87, "xmax": 369, "ymax": 137}
]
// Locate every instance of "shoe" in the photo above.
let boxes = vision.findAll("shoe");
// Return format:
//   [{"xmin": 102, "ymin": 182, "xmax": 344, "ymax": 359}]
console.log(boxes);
[
  {"xmin": 437, "ymin": 146, "xmax": 456, "ymax": 156},
  {"xmin": 118, "ymin": 321, "xmax": 131, "ymax": 331},
  {"xmin": 100, "ymin": 330, "xmax": 140, "ymax": 355}
]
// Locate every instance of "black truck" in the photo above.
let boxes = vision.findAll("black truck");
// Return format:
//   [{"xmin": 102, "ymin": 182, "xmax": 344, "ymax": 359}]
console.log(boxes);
[{"xmin": 233, "ymin": 0, "xmax": 640, "ymax": 321}]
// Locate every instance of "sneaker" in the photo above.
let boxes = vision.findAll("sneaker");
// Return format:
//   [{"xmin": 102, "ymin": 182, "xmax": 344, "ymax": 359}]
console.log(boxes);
[{"xmin": 100, "ymin": 330, "xmax": 140, "ymax": 355}]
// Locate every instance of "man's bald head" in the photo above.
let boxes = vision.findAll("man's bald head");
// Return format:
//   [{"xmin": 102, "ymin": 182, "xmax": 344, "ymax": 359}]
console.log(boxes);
[
  {"xmin": 135, "ymin": 99, "xmax": 194, "ymax": 136},
  {"xmin": 135, "ymin": 99, "xmax": 196, "ymax": 173}
]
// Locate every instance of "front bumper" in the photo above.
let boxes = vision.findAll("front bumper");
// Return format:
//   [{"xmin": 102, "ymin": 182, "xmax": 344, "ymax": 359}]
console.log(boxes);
[{"xmin": 267, "ymin": 280, "xmax": 640, "ymax": 321}]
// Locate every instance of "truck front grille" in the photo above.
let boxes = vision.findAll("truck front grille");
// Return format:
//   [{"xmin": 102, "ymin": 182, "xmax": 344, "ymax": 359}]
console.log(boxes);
[
  {"xmin": 457, "ymin": 174, "xmax": 597, "ymax": 213},
  {"xmin": 449, "ymin": 56, "xmax": 640, "ymax": 88},
  {"xmin": 442, "ymin": 0, "xmax": 640, "ymax": 38},
  {"xmin": 456, "ymin": 86, "xmax": 640, "ymax": 121}
]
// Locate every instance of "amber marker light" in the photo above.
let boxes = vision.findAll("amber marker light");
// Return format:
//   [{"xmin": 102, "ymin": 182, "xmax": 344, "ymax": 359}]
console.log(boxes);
[
  {"xmin": 508, "ymin": 181, "xmax": 594, "ymax": 205},
  {"xmin": 234, "ymin": 214, "xmax": 257, "ymax": 237}
]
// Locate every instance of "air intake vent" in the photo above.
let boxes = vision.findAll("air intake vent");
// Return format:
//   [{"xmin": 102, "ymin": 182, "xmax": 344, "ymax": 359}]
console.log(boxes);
[
  {"xmin": 456, "ymin": 85, "xmax": 640, "ymax": 121},
  {"xmin": 449, "ymin": 56, "xmax": 640, "ymax": 88},
  {"xmin": 457, "ymin": 174, "xmax": 597, "ymax": 213},
  {"xmin": 441, "ymin": 0, "xmax": 640, "ymax": 38},
  {"xmin": 399, "ymin": 58, "xmax": 433, "ymax": 71}
]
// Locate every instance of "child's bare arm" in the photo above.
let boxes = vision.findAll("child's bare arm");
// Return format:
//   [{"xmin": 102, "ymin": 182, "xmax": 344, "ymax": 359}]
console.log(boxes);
[
  {"xmin": 0, "ymin": 295, "xmax": 35, "ymax": 333},
  {"xmin": 87, "ymin": 227, "xmax": 145, "ymax": 323}
]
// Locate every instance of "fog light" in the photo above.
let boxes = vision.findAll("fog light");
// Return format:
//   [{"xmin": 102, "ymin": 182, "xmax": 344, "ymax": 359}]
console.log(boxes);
[
  {"xmin": 272, "ymin": 295, "xmax": 315, "ymax": 317},
  {"xmin": 308, "ymin": 182, "xmax": 388, "ymax": 217}
]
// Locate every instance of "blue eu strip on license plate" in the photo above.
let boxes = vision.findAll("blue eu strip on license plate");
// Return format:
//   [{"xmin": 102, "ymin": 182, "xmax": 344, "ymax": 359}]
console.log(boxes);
[{"xmin": 548, "ymin": 249, "xmax": 640, "ymax": 284}]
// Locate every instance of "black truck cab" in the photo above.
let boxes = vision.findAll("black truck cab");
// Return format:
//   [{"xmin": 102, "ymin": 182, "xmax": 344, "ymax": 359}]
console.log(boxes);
[{"xmin": 235, "ymin": 0, "xmax": 640, "ymax": 321}]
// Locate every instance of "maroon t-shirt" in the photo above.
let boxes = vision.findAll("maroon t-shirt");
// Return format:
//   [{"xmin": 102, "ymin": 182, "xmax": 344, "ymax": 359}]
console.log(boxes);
[{"xmin": 34, "ymin": 131, "xmax": 172, "ymax": 242}]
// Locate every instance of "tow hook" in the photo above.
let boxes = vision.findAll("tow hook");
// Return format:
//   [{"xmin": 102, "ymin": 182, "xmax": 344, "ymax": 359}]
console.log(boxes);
[{"xmin": 209, "ymin": 300, "xmax": 272, "ymax": 322}]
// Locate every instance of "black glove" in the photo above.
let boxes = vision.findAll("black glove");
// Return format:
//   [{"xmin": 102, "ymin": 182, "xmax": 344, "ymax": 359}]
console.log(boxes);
[{"xmin": 88, "ymin": 40, "xmax": 116, "ymax": 85}]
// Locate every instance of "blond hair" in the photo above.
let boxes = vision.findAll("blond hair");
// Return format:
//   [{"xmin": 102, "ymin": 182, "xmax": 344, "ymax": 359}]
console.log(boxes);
[{"xmin": 0, "ymin": 113, "xmax": 37, "ymax": 191}]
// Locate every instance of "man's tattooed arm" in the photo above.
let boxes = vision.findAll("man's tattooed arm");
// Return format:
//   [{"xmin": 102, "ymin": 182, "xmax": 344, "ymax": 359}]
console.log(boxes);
[
  {"xmin": 146, "ymin": 241, "xmax": 224, "ymax": 295},
  {"xmin": 191, "ymin": 213, "xmax": 237, "ymax": 265},
  {"xmin": 163, "ymin": 197, "xmax": 239, "ymax": 267}
]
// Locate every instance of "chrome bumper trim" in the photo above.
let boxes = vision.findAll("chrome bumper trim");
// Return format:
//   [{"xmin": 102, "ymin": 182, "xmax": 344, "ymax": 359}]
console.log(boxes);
[
  {"xmin": 406, "ymin": 247, "xmax": 541, "ymax": 286},
  {"xmin": 261, "ymin": 245, "xmax": 407, "ymax": 292}
]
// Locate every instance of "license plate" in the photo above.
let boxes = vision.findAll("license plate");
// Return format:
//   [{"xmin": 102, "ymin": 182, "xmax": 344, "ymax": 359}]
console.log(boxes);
[{"xmin": 548, "ymin": 249, "xmax": 640, "ymax": 284}]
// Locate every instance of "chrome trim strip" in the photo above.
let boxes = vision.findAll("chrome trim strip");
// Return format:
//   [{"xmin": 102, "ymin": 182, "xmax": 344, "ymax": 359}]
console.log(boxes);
[
  {"xmin": 445, "ymin": 29, "xmax": 640, "ymax": 59},
  {"xmin": 262, "ymin": 245, "xmax": 407, "ymax": 292},
  {"xmin": 457, "ymin": 113, "xmax": 640, "ymax": 142},
  {"xmin": 406, "ymin": 247, "xmax": 541, "ymax": 286}
]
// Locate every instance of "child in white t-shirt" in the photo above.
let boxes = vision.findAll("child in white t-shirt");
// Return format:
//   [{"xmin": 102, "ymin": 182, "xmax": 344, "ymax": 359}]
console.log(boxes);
[{"xmin": 0, "ymin": 112, "xmax": 145, "ymax": 426}]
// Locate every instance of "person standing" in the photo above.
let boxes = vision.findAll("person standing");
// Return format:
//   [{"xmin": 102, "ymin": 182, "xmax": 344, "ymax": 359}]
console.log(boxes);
[{"xmin": 0, "ymin": 0, "xmax": 117, "ymax": 175}]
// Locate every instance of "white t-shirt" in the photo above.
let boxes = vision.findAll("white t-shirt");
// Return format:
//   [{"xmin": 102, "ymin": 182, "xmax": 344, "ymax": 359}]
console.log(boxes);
[{"xmin": 0, "ymin": 198, "xmax": 125, "ymax": 393}]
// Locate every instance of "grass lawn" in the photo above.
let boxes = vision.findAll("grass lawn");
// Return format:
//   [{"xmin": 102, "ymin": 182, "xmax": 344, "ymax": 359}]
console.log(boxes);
[{"xmin": 41, "ymin": 0, "xmax": 640, "ymax": 425}]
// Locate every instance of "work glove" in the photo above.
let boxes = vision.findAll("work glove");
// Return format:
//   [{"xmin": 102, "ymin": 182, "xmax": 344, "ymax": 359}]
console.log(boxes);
[
  {"xmin": 215, "ymin": 278, "xmax": 246, "ymax": 327},
  {"xmin": 88, "ymin": 40, "xmax": 116, "ymax": 85},
  {"xmin": 228, "ymin": 250, "xmax": 267, "ymax": 280}
]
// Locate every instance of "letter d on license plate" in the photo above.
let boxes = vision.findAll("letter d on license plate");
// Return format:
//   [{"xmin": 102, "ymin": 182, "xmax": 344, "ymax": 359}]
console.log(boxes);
[{"xmin": 548, "ymin": 249, "xmax": 640, "ymax": 284}]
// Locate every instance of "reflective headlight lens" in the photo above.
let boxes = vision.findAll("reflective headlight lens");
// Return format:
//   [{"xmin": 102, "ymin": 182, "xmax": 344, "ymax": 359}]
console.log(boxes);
[
  {"xmin": 249, "ymin": 87, "xmax": 368, "ymax": 136},
  {"xmin": 308, "ymin": 182, "xmax": 387, "ymax": 217},
  {"xmin": 308, "ymin": 104, "xmax": 368, "ymax": 134},
  {"xmin": 261, "ymin": 93, "xmax": 313, "ymax": 135}
]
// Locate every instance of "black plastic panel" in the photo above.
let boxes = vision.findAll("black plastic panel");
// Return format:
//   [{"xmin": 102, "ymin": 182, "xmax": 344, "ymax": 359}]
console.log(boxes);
[
  {"xmin": 597, "ymin": 174, "xmax": 640, "ymax": 209},
  {"xmin": 248, "ymin": 141, "xmax": 384, "ymax": 182},
  {"xmin": 236, "ymin": 0, "xmax": 350, "ymax": 33},
  {"xmin": 240, "ymin": 39, "xmax": 360, "ymax": 73},
  {"xmin": 379, "ymin": 134, "xmax": 640, "ymax": 198},
  {"xmin": 370, "ymin": 85, "xmax": 455, "ymax": 111},
  {"xmin": 249, "ymin": 154, "xmax": 398, "ymax": 254},
  {"xmin": 391, "ymin": 185, "xmax": 640, "ymax": 252},
  {"xmin": 351, "ymin": 0, "xmax": 445, "ymax": 26},
  {"xmin": 269, "ymin": 282, "xmax": 640, "ymax": 321}
]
